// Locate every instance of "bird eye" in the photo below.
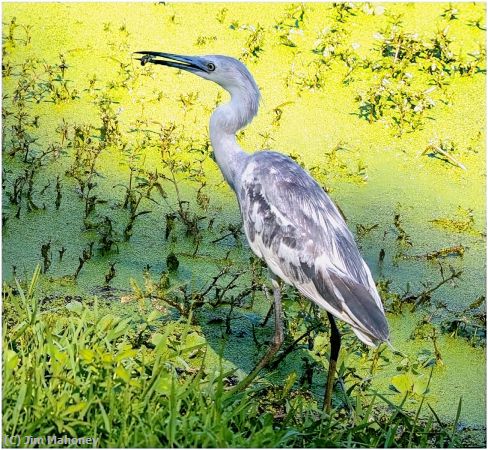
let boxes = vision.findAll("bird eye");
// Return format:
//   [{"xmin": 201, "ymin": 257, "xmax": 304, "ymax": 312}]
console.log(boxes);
[{"xmin": 206, "ymin": 62, "xmax": 216, "ymax": 71}]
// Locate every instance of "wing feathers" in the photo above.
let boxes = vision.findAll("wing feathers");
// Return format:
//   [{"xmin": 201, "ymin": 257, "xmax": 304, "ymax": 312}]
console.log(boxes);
[
  {"xmin": 327, "ymin": 271, "xmax": 390, "ymax": 342},
  {"xmin": 239, "ymin": 151, "xmax": 390, "ymax": 346}
]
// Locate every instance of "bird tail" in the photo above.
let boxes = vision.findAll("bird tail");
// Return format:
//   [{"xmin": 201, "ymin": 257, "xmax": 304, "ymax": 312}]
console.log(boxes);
[
  {"xmin": 352, "ymin": 329, "xmax": 397, "ymax": 357},
  {"xmin": 351, "ymin": 327, "xmax": 378, "ymax": 347},
  {"xmin": 326, "ymin": 271, "xmax": 390, "ymax": 343}
]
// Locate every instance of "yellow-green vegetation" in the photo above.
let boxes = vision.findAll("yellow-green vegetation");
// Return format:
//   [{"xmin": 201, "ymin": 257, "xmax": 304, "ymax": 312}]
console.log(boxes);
[
  {"xmin": 2, "ymin": 2, "xmax": 486, "ymax": 447},
  {"xmin": 1, "ymin": 269, "xmax": 477, "ymax": 447}
]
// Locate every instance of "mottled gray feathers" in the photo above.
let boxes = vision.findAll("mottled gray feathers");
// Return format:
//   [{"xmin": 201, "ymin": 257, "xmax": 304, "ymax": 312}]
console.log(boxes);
[{"xmin": 238, "ymin": 151, "xmax": 389, "ymax": 344}]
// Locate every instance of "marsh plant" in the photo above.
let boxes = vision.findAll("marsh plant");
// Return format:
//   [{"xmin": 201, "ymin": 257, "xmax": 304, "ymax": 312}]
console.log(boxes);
[
  {"xmin": 97, "ymin": 216, "xmax": 120, "ymax": 255},
  {"xmin": 430, "ymin": 206, "xmax": 480, "ymax": 235},
  {"xmin": 5, "ymin": 162, "xmax": 47, "ymax": 218},
  {"xmin": 356, "ymin": 75, "xmax": 436, "ymax": 135},
  {"xmin": 2, "ymin": 269, "xmax": 469, "ymax": 447},
  {"xmin": 441, "ymin": 296, "xmax": 486, "ymax": 346},
  {"xmin": 98, "ymin": 95, "xmax": 123, "ymax": 147},
  {"xmin": 240, "ymin": 24, "xmax": 265, "ymax": 61},
  {"xmin": 65, "ymin": 124, "xmax": 107, "ymax": 224},
  {"xmin": 273, "ymin": 3, "xmax": 307, "ymax": 48},
  {"xmin": 121, "ymin": 169, "xmax": 164, "ymax": 241},
  {"xmin": 350, "ymin": 22, "xmax": 484, "ymax": 134},
  {"xmin": 289, "ymin": 141, "xmax": 367, "ymax": 192},
  {"xmin": 73, "ymin": 242, "xmax": 94, "ymax": 280}
]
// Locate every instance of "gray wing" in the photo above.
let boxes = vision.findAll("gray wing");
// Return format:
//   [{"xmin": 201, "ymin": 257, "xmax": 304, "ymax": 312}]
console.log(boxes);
[{"xmin": 237, "ymin": 151, "xmax": 389, "ymax": 345}]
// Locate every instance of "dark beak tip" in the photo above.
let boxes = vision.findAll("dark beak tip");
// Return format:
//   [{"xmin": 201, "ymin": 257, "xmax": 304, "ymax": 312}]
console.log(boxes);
[{"xmin": 130, "ymin": 52, "xmax": 204, "ymax": 72}]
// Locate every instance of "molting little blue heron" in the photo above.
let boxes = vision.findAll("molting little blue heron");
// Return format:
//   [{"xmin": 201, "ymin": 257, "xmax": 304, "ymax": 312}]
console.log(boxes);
[{"xmin": 135, "ymin": 51, "xmax": 390, "ymax": 411}]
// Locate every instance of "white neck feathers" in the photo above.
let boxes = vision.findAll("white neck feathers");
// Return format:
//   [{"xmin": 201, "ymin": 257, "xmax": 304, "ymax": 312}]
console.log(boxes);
[{"xmin": 209, "ymin": 85, "xmax": 260, "ymax": 191}]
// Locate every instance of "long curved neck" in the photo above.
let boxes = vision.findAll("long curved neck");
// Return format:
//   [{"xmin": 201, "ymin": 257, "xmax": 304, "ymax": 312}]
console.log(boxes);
[{"xmin": 209, "ymin": 87, "xmax": 259, "ymax": 191}]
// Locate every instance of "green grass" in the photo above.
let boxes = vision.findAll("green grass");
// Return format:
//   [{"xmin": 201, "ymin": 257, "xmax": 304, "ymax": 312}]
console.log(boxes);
[{"xmin": 3, "ymin": 268, "xmax": 475, "ymax": 448}]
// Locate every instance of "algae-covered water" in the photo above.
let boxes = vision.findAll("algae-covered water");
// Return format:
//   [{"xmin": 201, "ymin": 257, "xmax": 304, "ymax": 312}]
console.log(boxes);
[{"xmin": 2, "ymin": 2, "xmax": 486, "ymax": 429}]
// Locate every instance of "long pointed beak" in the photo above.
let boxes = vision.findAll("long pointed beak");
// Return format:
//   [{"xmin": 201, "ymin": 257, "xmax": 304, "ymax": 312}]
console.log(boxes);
[{"xmin": 133, "ymin": 51, "xmax": 208, "ymax": 73}]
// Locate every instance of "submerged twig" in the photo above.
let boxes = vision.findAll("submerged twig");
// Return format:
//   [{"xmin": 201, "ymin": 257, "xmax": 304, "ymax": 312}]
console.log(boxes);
[{"xmin": 422, "ymin": 142, "xmax": 467, "ymax": 170}]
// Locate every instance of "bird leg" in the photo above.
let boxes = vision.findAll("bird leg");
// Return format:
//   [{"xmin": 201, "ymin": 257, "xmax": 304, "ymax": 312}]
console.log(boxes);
[
  {"xmin": 231, "ymin": 278, "xmax": 284, "ymax": 392},
  {"xmin": 260, "ymin": 285, "xmax": 274, "ymax": 327},
  {"xmin": 323, "ymin": 312, "xmax": 341, "ymax": 412}
]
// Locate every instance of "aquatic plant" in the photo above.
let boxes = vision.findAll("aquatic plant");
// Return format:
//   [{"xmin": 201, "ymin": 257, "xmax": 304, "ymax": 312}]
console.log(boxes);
[
  {"xmin": 356, "ymin": 74, "xmax": 436, "ymax": 135},
  {"xmin": 97, "ymin": 216, "xmax": 120, "ymax": 255},
  {"xmin": 97, "ymin": 95, "xmax": 123, "ymax": 147},
  {"xmin": 121, "ymin": 169, "xmax": 164, "ymax": 241},
  {"xmin": 73, "ymin": 242, "xmax": 94, "ymax": 280},
  {"xmin": 377, "ymin": 259, "xmax": 462, "ymax": 315},
  {"xmin": 40, "ymin": 54, "xmax": 79, "ymax": 104},
  {"xmin": 40, "ymin": 240, "xmax": 51, "ymax": 274},
  {"xmin": 441, "ymin": 4, "xmax": 459, "ymax": 21},
  {"xmin": 104, "ymin": 261, "xmax": 117, "ymax": 285},
  {"xmin": 313, "ymin": 24, "xmax": 350, "ymax": 61},
  {"xmin": 216, "ymin": 7, "xmax": 228, "ymax": 24},
  {"xmin": 273, "ymin": 3, "xmax": 307, "ymax": 48},
  {"xmin": 430, "ymin": 205, "xmax": 480, "ymax": 232},
  {"xmin": 5, "ymin": 162, "xmax": 46, "ymax": 218},
  {"xmin": 408, "ymin": 245, "xmax": 465, "ymax": 261},
  {"xmin": 422, "ymin": 137, "xmax": 466, "ymax": 170},
  {"xmin": 195, "ymin": 35, "xmax": 217, "ymax": 47},
  {"xmin": 330, "ymin": 2, "xmax": 358, "ymax": 23},
  {"xmin": 54, "ymin": 175, "xmax": 62, "ymax": 210},
  {"xmin": 271, "ymin": 101, "xmax": 293, "ymax": 127},
  {"xmin": 441, "ymin": 296, "xmax": 486, "ymax": 346},
  {"xmin": 240, "ymin": 24, "xmax": 265, "ymax": 61}
]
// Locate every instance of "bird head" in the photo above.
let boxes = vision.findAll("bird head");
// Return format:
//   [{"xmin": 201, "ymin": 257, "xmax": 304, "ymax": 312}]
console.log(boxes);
[{"xmin": 134, "ymin": 51, "xmax": 259, "ymax": 98}]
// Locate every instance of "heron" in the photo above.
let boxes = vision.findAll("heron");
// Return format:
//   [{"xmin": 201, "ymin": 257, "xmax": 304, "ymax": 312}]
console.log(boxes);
[{"xmin": 135, "ymin": 51, "xmax": 390, "ymax": 411}]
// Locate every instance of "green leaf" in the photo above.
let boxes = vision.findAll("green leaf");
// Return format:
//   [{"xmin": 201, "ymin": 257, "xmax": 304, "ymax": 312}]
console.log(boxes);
[
  {"xmin": 12, "ymin": 383, "xmax": 27, "ymax": 433},
  {"xmin": 151, "ymin": 332, "xmax": 164, "ymax": 346},
  {"xmin": 97, "ymin": 314, "xmax": 116, "ymax": 331},
  {"xmin": 115, "ymin": 348, "xmax": 137, "ymax": 362},
  {"xmin": 63, "ymin": 401, "xmax": 88, "ymax": 415},
  {"xmin": 282, "ymin": 371, "xmax": 297, "ymax": 398},
  {"xmin": 98, "ymin": 401, "xmax": 111, "ymax": 433},
  {"xmin": 106, "ymin": 318, "xmax": 130, "ymax": 341},
  {"xmin": 27, "ymin": 264, "xmax": 41, "ymax": 299},
  {"xmin": 147, "ymin": 310, "xmax": 162, "ymax": 323},
  {"xmin": 4, "ymin": 349, "xmax": 19, "ymax": 371},
  {"xmin": 412, "ymin": 378, "xmax": 428, "ymax": 396},
  {"xmin": 79, "ymin": 348, "xmax": 95, "ymax": 363},
  {"xmin": 391, "ymin": 373, "xmax": 414, "ymax": 393},
  {"xmin": 66, "ymin": 300, "xmax": 83, "ymax": 315},
  {"xmin": 12, "ymin": 320, "xmax": 29, "ymax": 340},
  {"xmin": 53, "ymin": 349, "xmax": 68, "ymax": 364},
  {"xmin": 115, "ymin": 365, "xmax": 131, "ymax": 383},
  {"xmin": 155, "ymin": 376, "xmax": 172, "ymax": 395}
]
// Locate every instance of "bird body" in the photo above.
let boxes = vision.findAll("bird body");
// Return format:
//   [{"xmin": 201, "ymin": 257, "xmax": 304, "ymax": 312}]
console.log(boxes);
[
  {"xmin": 199, "ymin": 54, "xmax": 389, "ymax": 346},
  {"xmin": 136, "ymin": 51, "xmax": 390, "ymax": 408},
  {"xmin": 237, "ymin": 150, "xmax": 388, "ymax": 346}
]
